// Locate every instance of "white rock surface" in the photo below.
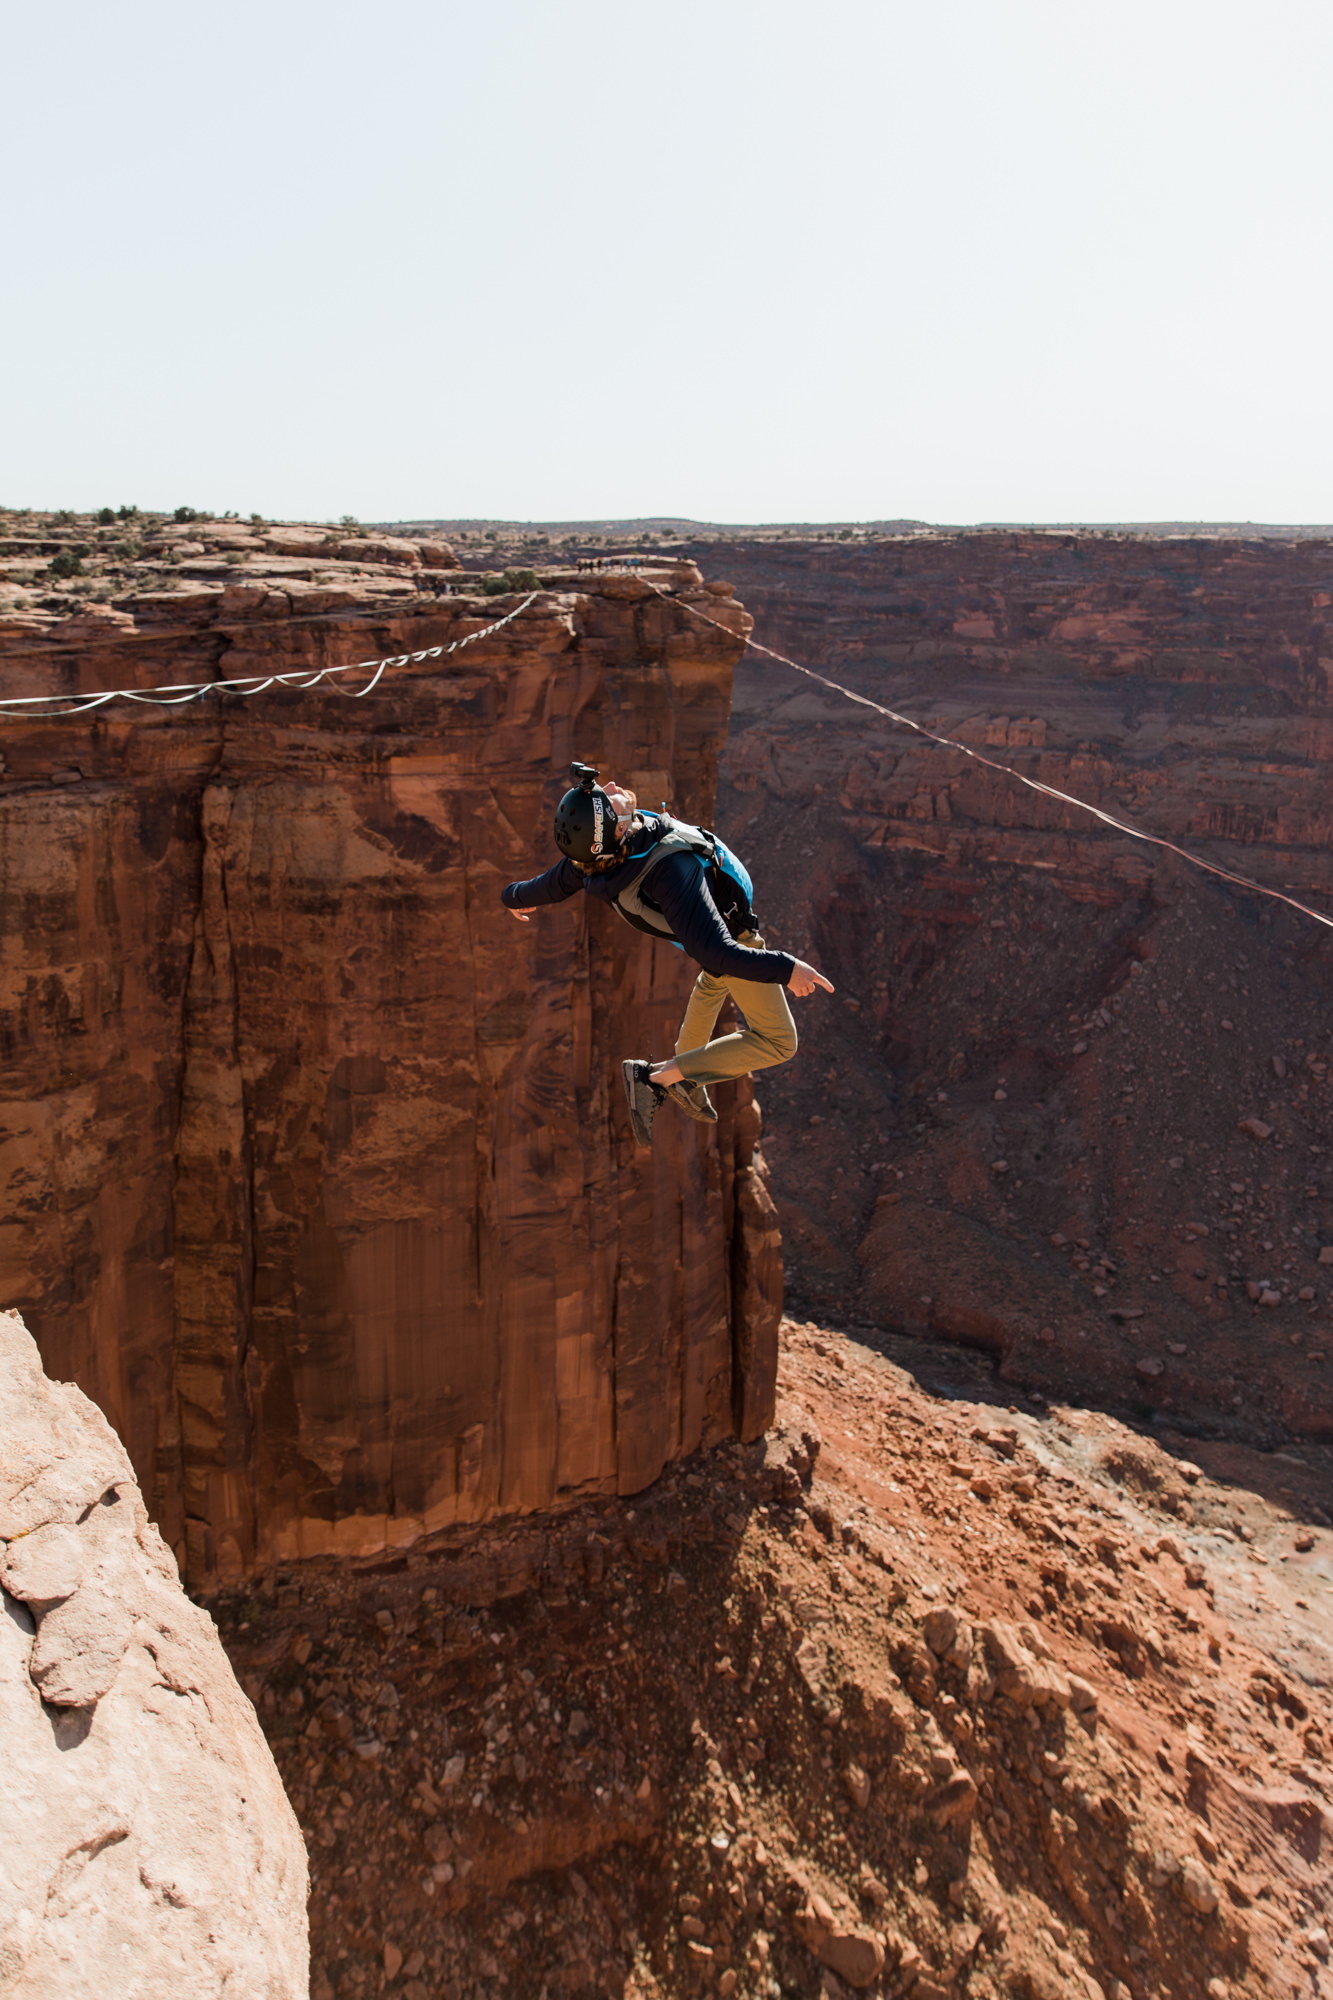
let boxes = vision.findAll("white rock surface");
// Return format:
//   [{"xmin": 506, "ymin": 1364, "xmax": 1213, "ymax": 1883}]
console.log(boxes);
[{"xmin": 0, "ymin": 1309, "xmax": 308, "ymax": 1998}]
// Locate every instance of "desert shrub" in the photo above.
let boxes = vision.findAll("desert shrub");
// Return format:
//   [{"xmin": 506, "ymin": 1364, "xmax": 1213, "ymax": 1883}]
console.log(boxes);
[
  {"xmin": 173, "ymin": 505, "xmax": 199, "ymax": 522},
  {"xmin": 96, "ymin": 506, "xmax": 116, "ymax": 525},
  {"xmin": 117, "ymin": 504, "xmax": 139, "ymax": 520},
  {"xmin": 478, "ymin": 574, "xmax": 509, "ymax": 596},
  {"xmin": 48, "ymin": 550, "xmax": 83, "ymax": 579},
  {"xmin": 502, "ymin": 568, "xmax": 540, "ymax": 592}
]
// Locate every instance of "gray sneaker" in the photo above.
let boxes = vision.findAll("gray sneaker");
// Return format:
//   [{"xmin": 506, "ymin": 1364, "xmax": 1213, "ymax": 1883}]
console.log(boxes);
[
  {"xmin": 666, "ymin": 1079, "xmax": 717, "ymax": 1123},
  {"xmin": 622, "ymin": 1059, "xmax": 665, "ymax": 1147}
]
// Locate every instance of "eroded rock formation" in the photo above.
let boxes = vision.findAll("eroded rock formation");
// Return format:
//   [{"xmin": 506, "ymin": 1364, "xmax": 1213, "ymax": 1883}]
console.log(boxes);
[
  {"xmin": 695, "ymin": 532, "xmax": 1333, "ymax": 1446},
  {"xmin": 0, "ymin": 548, "xmax": 780, "ymax": 1584},
  {"xmin": 0, "ymin": 1307, "xmax": 307, "ymax": 1997},
  {"xmin": 7, "ymin": 515, "xmax": 1333, "ymax": 2000}
]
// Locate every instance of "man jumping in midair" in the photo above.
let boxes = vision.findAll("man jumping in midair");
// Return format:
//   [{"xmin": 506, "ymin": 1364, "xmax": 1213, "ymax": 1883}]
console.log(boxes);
[{"xmin": 502, "ymin": 764, "xmax": 834, "ymax": 1145}]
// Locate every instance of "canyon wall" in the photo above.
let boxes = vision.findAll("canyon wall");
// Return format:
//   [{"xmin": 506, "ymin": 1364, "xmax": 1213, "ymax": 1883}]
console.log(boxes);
[
  {"xmin": 0, "ymin": 558, "xmax": 781, "ymax": 1585},
  {"xmin": 687, "ymin": 532, "xmax": 1333, "ymax": 1450}
]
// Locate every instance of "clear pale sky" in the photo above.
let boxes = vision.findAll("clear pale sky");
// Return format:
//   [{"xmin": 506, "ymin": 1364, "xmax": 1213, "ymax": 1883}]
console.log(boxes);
[{"xmin": 4, "ymin": 0, "xmax": 1331, "ymax": 525}]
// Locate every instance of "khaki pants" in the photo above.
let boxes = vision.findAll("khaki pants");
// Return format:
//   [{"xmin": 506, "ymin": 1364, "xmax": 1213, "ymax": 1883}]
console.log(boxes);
[{"xmin": 673, "ymin": 931, "xmax": 798, "ymax": 1085}]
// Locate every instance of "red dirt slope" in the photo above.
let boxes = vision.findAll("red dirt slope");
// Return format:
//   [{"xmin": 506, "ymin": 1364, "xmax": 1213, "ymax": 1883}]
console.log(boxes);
[{"xmin": 221, "ymin": 1317, "xmax": 1333, "ymax": 2000}]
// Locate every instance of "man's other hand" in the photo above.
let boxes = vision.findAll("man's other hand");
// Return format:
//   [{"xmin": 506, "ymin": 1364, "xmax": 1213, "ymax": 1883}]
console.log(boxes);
[{"xmin": 787, "ymin": 959, "xmax": 834, "ymax": 998}]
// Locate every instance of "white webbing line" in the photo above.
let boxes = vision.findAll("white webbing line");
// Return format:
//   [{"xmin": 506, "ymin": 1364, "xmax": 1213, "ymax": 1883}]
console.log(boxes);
[
  {"xmin": 0, "ymin": 592, "xmax": 540, "ymax": 719},
  {"xmin": 663, "ymin": 585, "xmax": 1333, "ymax": 936}
]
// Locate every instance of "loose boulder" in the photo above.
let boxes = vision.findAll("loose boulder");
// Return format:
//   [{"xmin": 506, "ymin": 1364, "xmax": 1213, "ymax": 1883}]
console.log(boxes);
[
  {"xmin": 978, "ymin": 1617, "xmax": 1072, "ymax": 1708},
  {"xmin": 793, "ymin": 1893, "xmax": 886, "ymax": 1989}
]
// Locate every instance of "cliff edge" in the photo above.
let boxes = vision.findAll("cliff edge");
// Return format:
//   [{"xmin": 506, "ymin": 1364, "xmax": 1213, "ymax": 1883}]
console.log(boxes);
[{"xmin": 0, "ymin": 540, "xmax": 780, "ymax": 1585}]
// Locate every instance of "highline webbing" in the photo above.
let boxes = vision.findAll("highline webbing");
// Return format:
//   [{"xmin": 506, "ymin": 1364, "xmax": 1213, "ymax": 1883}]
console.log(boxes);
[
  {"xmin": 0, "ymin": 593, "xmax": 540, "ymax": 719},
  {"xmin": 661, "ymin": 585, "xmax": 1333, "ymax": 936}
]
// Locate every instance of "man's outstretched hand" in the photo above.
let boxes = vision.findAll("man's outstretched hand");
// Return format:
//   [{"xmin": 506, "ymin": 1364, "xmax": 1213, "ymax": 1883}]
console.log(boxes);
[
  {"xmin": 508, "ymin": 907, "xmax": 535, "ymax": 924},
  {"xmin": 787, "ymin": 959, "xmax": 835, "ymax": 998}
]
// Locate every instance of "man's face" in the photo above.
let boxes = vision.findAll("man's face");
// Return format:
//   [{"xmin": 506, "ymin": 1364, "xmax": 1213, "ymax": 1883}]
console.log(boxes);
[{"xmin": 603, "ymin": 784, "xmax": 635, "ymax": 838}]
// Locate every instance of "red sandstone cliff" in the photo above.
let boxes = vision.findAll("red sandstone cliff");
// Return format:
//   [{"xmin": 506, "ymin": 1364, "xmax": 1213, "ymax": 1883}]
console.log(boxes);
[
  {"xmin": 9, "ymin": 519, "xmax": 1331, "ymax": 2000},
  {"xmin": 0, "ymin": 544, "xmax": 781, "ymax": 1585},
  {"xmin": 691, "ymin": 533, "xmax": 1333, "ymax": 1459}
]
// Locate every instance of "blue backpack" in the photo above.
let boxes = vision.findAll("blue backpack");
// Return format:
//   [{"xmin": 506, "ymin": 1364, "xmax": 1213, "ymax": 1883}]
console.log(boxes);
[{"xmin": 613, "ymin": 814, "xmax": 756, "ymax": 945}]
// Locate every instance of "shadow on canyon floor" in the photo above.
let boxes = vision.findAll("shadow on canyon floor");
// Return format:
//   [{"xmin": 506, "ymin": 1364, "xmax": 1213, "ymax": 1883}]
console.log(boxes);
[{"xmin": 220, "ymin": 1321, "xmax": 1333, "ymax": 2000}]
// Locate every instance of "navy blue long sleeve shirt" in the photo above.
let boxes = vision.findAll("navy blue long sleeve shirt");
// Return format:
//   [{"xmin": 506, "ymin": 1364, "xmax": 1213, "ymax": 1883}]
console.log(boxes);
[{"xmin": 502, "ymin": 828, "xmax": 796, "ymax": 986}]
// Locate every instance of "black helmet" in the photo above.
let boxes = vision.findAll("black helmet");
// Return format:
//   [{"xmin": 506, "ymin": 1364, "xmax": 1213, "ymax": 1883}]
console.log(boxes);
[{"xmin": 554, "ymin": 762, "xmax": 620, "ymax": 863}]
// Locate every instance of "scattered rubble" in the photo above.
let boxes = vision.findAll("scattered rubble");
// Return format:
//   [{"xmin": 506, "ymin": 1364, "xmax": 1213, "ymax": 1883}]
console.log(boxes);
[{"xmin": 220, "ymin": 1319, "xmax": 1332, "ymax": 2000}]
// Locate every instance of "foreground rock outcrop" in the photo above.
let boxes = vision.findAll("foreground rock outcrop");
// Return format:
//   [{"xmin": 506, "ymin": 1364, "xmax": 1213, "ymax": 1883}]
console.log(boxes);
[
  {"xmin": 0, "ymin": 1307, "xmax": 307, "ymax": 1997},
  {"xmin": 0, "ymin": 528, "xmax": 778, "ymax": 1584}
]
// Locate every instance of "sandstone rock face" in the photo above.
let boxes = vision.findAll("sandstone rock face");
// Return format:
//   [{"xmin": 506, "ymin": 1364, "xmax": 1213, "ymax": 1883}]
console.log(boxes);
[
  {"xmin": 0, "ymin": 1308, "xmax": 307, "ymax": 1997},
  {"xmin": 0, "ymin": 566, "xmax": 779, "ymax": 1582},
  {"xmin": 701, "ymin": 531, "xmax": 1333, "ymax": 1440}
]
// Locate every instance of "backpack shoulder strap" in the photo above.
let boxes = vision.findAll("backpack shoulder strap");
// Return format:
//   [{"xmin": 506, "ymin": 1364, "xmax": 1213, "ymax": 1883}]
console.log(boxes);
[{"xmin": 614, "ymin": 817, "xmax": 715, "ymax": 937}]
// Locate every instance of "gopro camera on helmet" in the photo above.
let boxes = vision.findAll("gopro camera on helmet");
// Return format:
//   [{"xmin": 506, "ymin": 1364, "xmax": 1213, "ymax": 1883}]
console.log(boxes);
[{"xmin": 555, "ymin": 761, "xmax": 618, "ymax": 863}]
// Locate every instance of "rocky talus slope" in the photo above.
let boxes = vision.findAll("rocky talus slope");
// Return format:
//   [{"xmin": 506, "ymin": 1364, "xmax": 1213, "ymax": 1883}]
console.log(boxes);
[
  {"xmin": 0, "ymin": 1307, "xmax": 307, "ymax": 1997},
  {"xmin": 222, "ymin": 1316, "xmax": 1333, "ymax": 2000},
  {"xmin": 676, "ymin": 533, "xmax": 1333, "ymax": 1461},
  {"xmin": 0, "ymin": 512, "xmax": 778, "ymax": 1587}
]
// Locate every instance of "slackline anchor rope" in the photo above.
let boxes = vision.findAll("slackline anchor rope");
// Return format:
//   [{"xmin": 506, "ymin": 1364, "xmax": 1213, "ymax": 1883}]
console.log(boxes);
[
  {"xmin": 660, "ymin": 583, "xmax": 1333, "ymax": 937},
  {"xmin": 0, "ymin": 593, "xmax": 540, "ymax": 719}
]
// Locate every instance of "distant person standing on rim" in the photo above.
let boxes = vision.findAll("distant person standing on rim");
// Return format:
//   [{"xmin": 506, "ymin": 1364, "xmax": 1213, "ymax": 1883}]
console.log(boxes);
[{"xmin": 502, "ymin": 764, "xmax": 834, "ymax": 1145}]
